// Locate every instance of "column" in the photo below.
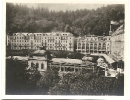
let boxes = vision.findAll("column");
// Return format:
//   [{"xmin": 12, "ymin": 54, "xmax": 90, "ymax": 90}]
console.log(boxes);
[
  {"xmin": 93, "ymin": 66, "xmax": 94, "ymax": 72},
  {"xmin": 85, "ymin": 41, "xmax": 86, "ymax": 53},
  {"xmin": 89, "ymin": 43, "xmax": 90, "ymax": 53},
  {"xmin": 64, "ymin": 66, "xmax": 65, "ymax": 72},
  {"xmin": 97, "ymin": 43, "xmax": 98, "ymax": 53},
  {"xmin": 81, "ymin": 43, "xmax": 82, "ymax": 53},
  {"xmin": 101, "ymin": 43, "xmax": 103, "ymax": 53},
  {"xmin": 93, "ymin": 43, "xmax": 94, "ymax": 53},
  {"xmin": 50, "ymin": 63, "xmax": 52, "ymax": 70},
  {"xmin": 77, "ymin": 42, "xmax": 78, "ymax": 52}
]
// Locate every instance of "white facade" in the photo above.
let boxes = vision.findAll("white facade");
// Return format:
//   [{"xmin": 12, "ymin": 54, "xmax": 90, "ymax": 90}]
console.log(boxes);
[
  {"xmin": 76, "ymin": 35, "xmax": 111, "ymax": 54},
  {"xmin": 9, "ymin": 32, "xmax": 74, "ymax": 51},
  {"xmin": 28, "ymin": 56, "xmax": 48, "ymax": 71}
]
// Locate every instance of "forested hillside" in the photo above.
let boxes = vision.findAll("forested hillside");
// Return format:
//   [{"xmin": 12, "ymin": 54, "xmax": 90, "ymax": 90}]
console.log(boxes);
[{"xmin": 6, "ymin": 3, "xmax": 124, "ymax": 36}]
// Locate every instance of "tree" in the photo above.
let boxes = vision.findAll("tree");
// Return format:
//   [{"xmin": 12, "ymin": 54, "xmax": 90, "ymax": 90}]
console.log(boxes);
[
  {"xmin": 6, "ymin": 59, "xmax": 28, "ymax": 94},
  {"xmin": 37, "ymin": 70, "xmax": 60, "ymax": 94},
  {"xmin": 25, "ymin": 63, "xmax": 41, "ymax": 94},
  {"xmin": 64, "ymin": 24, "xmax": 71, "ymax": 32},
  {"xmin": 6, "ymin": 59, "xmax": 41, "ymax": 95},
  {"xmin": 48, "ymin": 72, "xmax": 124, "ymax": 95}
]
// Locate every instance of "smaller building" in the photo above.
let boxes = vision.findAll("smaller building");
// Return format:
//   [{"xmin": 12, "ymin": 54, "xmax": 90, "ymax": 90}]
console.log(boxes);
[{"xmin": 28, "ymin": 49, "xmax": 49, "ymax": 71}]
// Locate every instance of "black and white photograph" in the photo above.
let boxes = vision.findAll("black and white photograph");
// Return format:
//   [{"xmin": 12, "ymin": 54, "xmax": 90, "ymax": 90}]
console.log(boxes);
[{"xmin": 4, "ymin": 1, "xmax": 127, "ymax": 96}]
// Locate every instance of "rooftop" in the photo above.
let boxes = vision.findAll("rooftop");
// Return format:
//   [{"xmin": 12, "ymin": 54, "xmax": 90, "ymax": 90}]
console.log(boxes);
[{"xmin": 12, "ymin": 32, "xmax": 73, "ymax": 36}]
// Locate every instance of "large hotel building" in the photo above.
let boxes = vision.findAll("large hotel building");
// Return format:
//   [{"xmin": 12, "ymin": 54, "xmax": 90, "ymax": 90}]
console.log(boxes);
[
  {"xmin": 7, "ymin": 32, "xmax": 74, "ymax": 51},
  {"xmin": 76, "ymin": 35, "xmax": 111, "ymax": 54}
]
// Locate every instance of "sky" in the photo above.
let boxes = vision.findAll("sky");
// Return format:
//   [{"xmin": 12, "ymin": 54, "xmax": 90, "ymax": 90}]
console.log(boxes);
[{"xmin": 18, "ymin": 3, "xmax": 108, "ymax": 12}]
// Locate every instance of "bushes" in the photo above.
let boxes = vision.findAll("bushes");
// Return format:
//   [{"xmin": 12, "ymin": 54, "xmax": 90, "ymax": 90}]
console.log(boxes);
[
  {"xmin": 49, "ymin": 50, "xmax": 84, "ymax": 59},
  {"xmin": 49, "ymin": 72, "xmax": 124, "ymax": 95},
  {"xmin": 36, "ymin": 69, "xmax": 60, "ymax": 94},
  {"xmin": 6, "ymin": 49, "xmax": 35, "ymax": 56},
  {"xmin": 67, "ymin": 52, "xmax": 84, "ymax": 59},
  {"xmin": 49, "ymin": 50, "xmax": 70, "ymax": 58}
]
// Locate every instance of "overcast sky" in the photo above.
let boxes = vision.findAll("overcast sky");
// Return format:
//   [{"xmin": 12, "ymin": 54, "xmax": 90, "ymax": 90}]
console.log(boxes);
[{"xmin": 18, "ymin": 3, "xmax": 108, "ymax": 12}]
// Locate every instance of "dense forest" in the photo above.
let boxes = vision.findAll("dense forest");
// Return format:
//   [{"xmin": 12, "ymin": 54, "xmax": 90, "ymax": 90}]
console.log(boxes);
[{"xmin": 6, "ymin": 3, "xmax": 124, "ymax": 36}]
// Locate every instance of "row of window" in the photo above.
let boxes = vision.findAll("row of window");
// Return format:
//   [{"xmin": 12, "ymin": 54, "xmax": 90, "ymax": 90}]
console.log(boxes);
[
  {"xmin": 11, "ymin": 40, "xmax": 71, "ymax": 43},
  {"xmin": 47, "ymin": 48, "xmax": 72, "ymax": 50},
  {"xmin": 77, "ymin": 47, "xmax": 107, "ymax": 49},
  {"xmin": 78, "ymin": 44, "xmax": 108, "ymax": 47},
  {"xmin": 11, "ymin": 46, "xmax": 73, "ymax": 50},
  {"xmin": 11, "ymin": 43, "xmax": 72, "ymax": 46},
  {"xmin": 11, "ymin": 36, "xmax": 72, "ymax": 40},
  {"xmin": 78, "ymin": 37, "xmax": 110, "ymax": 41},
  {"xmin": 12, "ymin": 40, "xmax": 29, "ymax": 42},
  {"xmin": 77, "ymin": 47, "xmax": 109, "ymax": 50},
  {"xmin": 31, "ymin": 62, "xmax": 44, "ymax": 69},
  {"xmin": 11, "ymin": 44, "xmax": 29, "ymax": 45},
  {"xmin": 78, "ymin": 43, "xmax": 109, "ymax": 46}
]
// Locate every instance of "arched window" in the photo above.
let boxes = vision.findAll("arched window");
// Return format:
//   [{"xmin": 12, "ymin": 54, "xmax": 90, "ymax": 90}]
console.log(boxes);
[
  {"xmin": 98, "ymin": 43, "xmax": 101, "ymax": 50},
  {"xmin": 41, "ymin": 63, "xmax": 44, "ymax": 69},
  {"xmin": 86, "ymin": 44, "xmax": 89, "ymax": 52},
  {"xmin": 86, "ymin": 43, "xmax": 89, "ymax": 49},
  {"xmin": 103, "ymin": 43, "xmax": 106, "ymax": 50},
  {"xmin": 82, "ymin": 43, "xmax": 85, "ymax": 49},
  {"xmin": 36, "ymin": 62, "xmax": 39, "ymax": 68},
  {"xmin": 90, "ymin": 43, "xmax": 93, "ymax": 50},
  {"xmin": 107, "ymin": 44, "xmax": 110, "ymax": 50},
  {"xmin": 78, "ymin": 43, "xmax": 81, "ymax": 49},
  {"xmin": 94, "ymin": 43, "xmax": 97, "ymax": 49}
]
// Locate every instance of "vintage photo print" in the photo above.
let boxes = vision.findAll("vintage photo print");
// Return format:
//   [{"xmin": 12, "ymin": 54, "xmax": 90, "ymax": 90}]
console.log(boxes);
[{"xmin": 1, "ymin": 0, "xmax": 129, "ymax": 99}]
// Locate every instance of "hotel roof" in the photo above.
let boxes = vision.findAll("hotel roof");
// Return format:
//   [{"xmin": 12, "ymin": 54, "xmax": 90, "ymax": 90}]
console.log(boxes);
[{"xmin": 12, "ymin": 32, "xmax": 73, "ymax": 36}]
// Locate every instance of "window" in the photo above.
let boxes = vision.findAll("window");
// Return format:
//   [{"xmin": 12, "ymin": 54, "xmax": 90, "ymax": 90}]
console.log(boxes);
[
  {"xmin": 82, "ymin": 43, "xmax": 85, "ymax": 49},
  {"xmin": 78, "ymin": 43, "xmax": 81, "ymax": 49},
  {"xmin": 90, "ymin": 43, "xmax": 93, "ymax": 50},
  {"xmin": 103, "ymin": 43, "xmax": 106, "ymax": 50},
  {"xmin": 98, "ymin": 43, "xmax": 101, "ymax": 50},
  {"xmin": 41, "ymin": 63, "xmax": 44, "ymax": 69},
  {"xmin": 31, "ymin": 62, "xmax": 34, "ymax": 67},
  {"xmin": 36, "ymin": 63, "xmax": 39, "ymax": 68},
  {"xmin": 94, "ymin": 43, "xmax": 97, "ymax": 49}
]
